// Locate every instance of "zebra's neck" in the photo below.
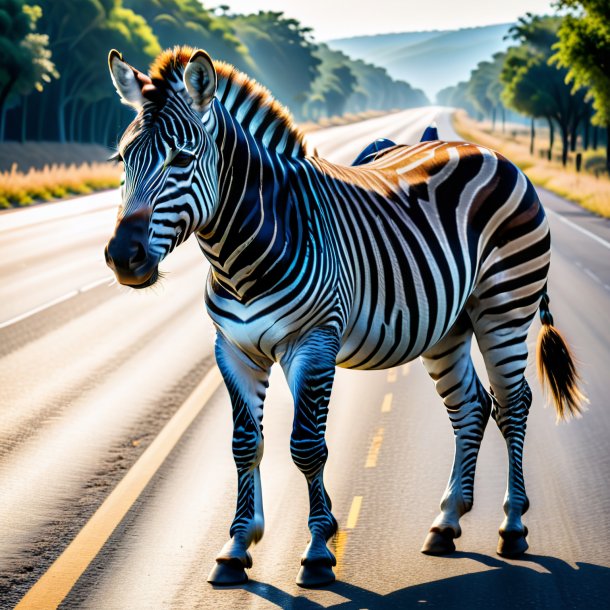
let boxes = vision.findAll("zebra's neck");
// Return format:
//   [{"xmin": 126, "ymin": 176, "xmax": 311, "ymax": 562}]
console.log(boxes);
[
  {"xmin": 197, "ymin": 102, "xmax": 308, "ymax": 303},
  {"xmin": 211, "ymin": 67, "xmax": 309, "ymax": 158}
]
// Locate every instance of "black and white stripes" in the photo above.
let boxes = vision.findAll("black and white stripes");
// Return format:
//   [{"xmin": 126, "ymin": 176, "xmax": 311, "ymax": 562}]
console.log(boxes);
[{"xmin": 105, "ymin": 46, "xmax": 585, "ymax": 586}]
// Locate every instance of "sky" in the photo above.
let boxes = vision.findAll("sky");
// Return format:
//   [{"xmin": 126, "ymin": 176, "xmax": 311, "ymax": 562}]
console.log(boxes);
[{"xmin": 222, "ymin": 0, "xmax": 556, "ymax": 41}]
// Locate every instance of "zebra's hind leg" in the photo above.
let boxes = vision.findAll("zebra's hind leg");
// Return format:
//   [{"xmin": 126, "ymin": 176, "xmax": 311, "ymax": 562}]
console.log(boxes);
[
  {"xmin": 280, "ymin": 327, "xmax": 341, "ymax": 588},
  {"xmin": 420, "ymin": 312, "xmax": 492, "ymax": 555},
  {"xmin": 472, "ymin": 309, "xmax": 540, "ymax": 558},
  {"xmin": 208, "ymin": 332, "xmax": 272, "ymax": 585}
]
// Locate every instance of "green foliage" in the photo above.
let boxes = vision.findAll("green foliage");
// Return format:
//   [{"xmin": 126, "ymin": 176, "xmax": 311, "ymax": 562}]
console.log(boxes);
[
  {"xmin": 436, "ymin": 82, "xmax": 477, "ymax": 116},
  {"xmin": 1, "ymin": 0, "xmax": 427, "ymax": 145},
  {"xmin": 228, "ymin": 11, "xmax": 321, "ymax": 115},
  {"xmin": 500, "ymin": 13, "xmax": 590, "ymax": 164},
  {"xmin": 0, "ymin": 0, "xmax": 57, "ymax": 123},
  {"xmin": 308, "ymin": 44, "xmax": 428, "ymax": 120},
  {"xmin": 552, "ymin": 0, "xmax": 610, "ymax": 126},
  {"xmin": 124, "ymin": 0, "xmax": 249, "ymax": 70}
]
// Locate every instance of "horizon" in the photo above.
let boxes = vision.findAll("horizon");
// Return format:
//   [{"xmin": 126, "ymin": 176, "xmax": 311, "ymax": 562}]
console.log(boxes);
[
  {"xmin": 218, "ymin": 0, "xmax": 555, "ymax": 41},
  {"xmin": 326, "ymin": 20, "xmax": 514, "ymax": 42}
]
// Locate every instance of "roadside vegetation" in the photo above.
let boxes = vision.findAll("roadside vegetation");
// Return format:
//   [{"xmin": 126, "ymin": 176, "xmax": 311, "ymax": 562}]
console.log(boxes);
[
  {"xmin": 0, "ymin": 109, "xmax": 394, "ymax": 209},
  {"xmin": 440, "ymin": 1, "xmax": 610, "ymax": 217},
  {"xmin": 0, "ymin": 0, "xmax": 428, "ymax": 145},
  {"xmin": 439, "ymin": 2, "xmax": 610, "ymax": 173},
  {"xmin": 0, "ymin": 162, "xmax": 120, "ymax": 209},
  {"xmin": 453, "ymin": 111, "xmax": 610, "ymax": 218}
]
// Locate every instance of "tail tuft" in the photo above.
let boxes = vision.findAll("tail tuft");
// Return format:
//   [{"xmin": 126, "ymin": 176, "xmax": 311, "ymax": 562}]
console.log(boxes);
[{"xmin": 536, "ymin": 294, "xmax": 587, "ymax": 421}]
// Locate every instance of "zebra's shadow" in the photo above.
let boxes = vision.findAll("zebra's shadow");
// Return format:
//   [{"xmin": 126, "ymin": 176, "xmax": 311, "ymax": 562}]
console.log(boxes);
[{"xmin": 242, "ymin": 552, "xmax": 610, "ymax": 609}]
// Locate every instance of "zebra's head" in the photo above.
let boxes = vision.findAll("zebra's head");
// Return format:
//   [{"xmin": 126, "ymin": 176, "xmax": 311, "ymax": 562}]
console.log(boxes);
[{"xmin": 105, "ymin": 47, "xmax": 219, "ymax": 288}]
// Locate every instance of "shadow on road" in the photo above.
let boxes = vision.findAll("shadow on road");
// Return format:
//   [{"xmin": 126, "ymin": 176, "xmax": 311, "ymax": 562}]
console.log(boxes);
[{"xmin": 243, "ymin": 553, "xmax": 609, "ymax": 609}]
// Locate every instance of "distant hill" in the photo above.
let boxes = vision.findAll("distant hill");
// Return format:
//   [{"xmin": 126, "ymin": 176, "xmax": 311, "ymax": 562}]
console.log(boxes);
[{"xmin": 329, "ymin": 23, "xmax": 514, "ymax": 101}]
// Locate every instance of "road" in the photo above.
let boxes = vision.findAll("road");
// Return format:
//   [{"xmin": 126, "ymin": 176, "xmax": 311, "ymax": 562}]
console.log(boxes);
[{"xmin": 1, "ymin": 107, "xmax": 609, "ymax": 609}]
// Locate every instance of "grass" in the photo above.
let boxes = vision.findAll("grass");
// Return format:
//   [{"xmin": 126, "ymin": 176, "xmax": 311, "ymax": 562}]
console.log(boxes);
[
  {"xmin": 0, "ymin": 110, "xmax": 401, "ymax": 209},
  {"xmin": 0, "ymin": 162, "xmax": 121, "ymax": 209},
  {"xmin": 452, "ymin": 110, "xmax": 610, "ymax": 218}
]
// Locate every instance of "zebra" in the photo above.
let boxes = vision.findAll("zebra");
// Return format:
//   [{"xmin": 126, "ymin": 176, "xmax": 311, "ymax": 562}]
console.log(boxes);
[{"xmin": 105, "ymin": 46, "xmax": 586, "ymax": 587}]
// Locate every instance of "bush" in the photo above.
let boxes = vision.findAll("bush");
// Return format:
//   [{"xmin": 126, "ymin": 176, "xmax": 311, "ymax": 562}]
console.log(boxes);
[{"xmin": 0, "ymin": 162, "xmax": 121, "ymax": 208}]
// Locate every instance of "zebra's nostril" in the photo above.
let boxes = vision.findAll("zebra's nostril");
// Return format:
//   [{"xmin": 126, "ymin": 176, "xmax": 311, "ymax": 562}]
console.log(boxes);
[{"xmin": 130, "ymin": 242, "xmax": 147, "ymax": 266}]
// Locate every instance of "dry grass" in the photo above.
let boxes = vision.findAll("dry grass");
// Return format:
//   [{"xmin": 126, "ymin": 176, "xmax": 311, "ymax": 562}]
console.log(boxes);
[
  {"xmin": 452, "ymin": 111, "xmax": 610, "ymax": 218},
  {"xmin": 0, "ymin": 162, "xmax": 121, "ymax": 209},
  {"xmin": 299, "ymin": 109, "xmax": 402, "ymax": 133}
]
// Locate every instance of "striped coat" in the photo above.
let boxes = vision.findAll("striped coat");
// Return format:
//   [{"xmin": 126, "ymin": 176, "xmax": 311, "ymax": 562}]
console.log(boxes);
[{"xmin": 105, "ymin": 46, "xmax": 585, "ymax": 588}]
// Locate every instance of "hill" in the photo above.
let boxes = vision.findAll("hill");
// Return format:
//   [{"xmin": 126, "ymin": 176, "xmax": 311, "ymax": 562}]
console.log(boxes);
[{"xmin": 329, "ymin": 23, "xmax": 514, "ymax": 101}]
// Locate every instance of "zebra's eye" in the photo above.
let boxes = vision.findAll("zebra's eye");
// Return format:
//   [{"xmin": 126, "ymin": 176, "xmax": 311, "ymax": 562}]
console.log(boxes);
[
  {"xmin": 108, "ymin": 151, "xmax": 123, "ymax": 165},
  {"xmin": 170, "ymin": 151, "xmax": 194, "ymax": 168}
]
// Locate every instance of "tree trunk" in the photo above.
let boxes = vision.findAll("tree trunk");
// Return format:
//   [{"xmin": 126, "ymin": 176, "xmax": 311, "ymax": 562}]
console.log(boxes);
[
  {"xmin": 530, "ymin": 117, "xmax": 535, "ymax": 155},
  {"xmin": 546, "ymin": 117, "xmax": 554, "ymax": 161},
  {"xmin": 583, "ymin": 120, "xmax": 590, "ymax": 151},
  {"xmin": 0, "ymin": 105, "xmax": 6, "ymax": 142},
  {"xmin": 20, "ymin": 95, "xmax": 28, "ymax": 143},
  {"xmin": 0, "ymin": 74, "xmax": 17, "ymax": 141},
  {"xmin": 561, "ymin": 126, "xmax": 569, "ymax": 167},
  {"xmin": 606, "ymin": 124, "xmax": 610, "ymax": 174},
  {"xmin": 570, "ymin": 119, "xmax": 579, "ymax": 152},
  {"xmin": 89, "ymin": 103, "xmax": 97, "ymax": 143},
  {"xmin": 593, "ymin": 125, "xmax": 599, "ymax": 150}
]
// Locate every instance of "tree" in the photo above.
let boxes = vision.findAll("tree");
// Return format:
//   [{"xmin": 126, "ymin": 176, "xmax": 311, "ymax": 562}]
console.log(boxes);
[
  {"xmin": 552, "ymin": 0, "xmax": 610, "ymax": 169},
  {"xmin": 501, "ymin": 14, "xmax": 589, "ymax": 165},
  {"xmin": 229, "ymin": 11, "xmax": 321, "ymax": 118},
  {"xmin": 0, "ymin": 1, "xmax": 57, "ymax": 139},
  {"xmin": 30, "ymin": 0, "xmax": 160, "ymax": 142},
  {"xmin": 436, "ymin": 82, "xmax": 478, "ymax": 117},
  {"xmin": 124, "ymin": 0, "xmax": 250, "ymax": 71}
]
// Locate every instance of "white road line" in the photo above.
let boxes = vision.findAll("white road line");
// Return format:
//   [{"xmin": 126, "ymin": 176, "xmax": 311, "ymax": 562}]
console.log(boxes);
[
  {"xmin": 546, "ymin": 208, "xmax": 610, "ymax": 250},
  {"xmin": 584, "ymin": 268, "xmax": 602, "ymax": 285},
  {"xmin": 15, "ymin": 365, "xmax": 223, "ymax": 610},
  {"xmin": 0, "ymin": 276, "xmax": 114, "ymax": 330}
]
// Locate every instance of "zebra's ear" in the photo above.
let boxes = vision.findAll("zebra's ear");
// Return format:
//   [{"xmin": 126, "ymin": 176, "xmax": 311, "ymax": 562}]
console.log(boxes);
[
  {"xmin": 183, "ymin": 50, "xmax": 217, "ymax": 113},
  {"xmin": 108, "ymin": 50, "xmax": 145, "ymax": 110}
]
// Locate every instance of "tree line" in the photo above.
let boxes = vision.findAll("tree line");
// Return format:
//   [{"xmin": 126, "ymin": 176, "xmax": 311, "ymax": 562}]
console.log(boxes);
[
  {"xmin": 0, "ymin": 0, "xmax": 428, "ymax": 146},
  {"xmin": 437, "ymin": 2, "xmax": 610, "ymax": 170}
]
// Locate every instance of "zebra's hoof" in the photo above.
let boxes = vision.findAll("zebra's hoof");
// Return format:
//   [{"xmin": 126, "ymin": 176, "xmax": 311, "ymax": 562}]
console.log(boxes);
[
  {"xmin": 497, "ymin": 528, "xmax": 529, "ymax": 558},
  {"xmin": 421, "ymin": 527, "xmax": 457, "ymax": 555},
  {"xmin": 296, "ymin": 561, "xmax": 336, "ymax": 588},
  {"xmin": 207, "ymin": 559, "xmax": 248, "ymax": 585}
]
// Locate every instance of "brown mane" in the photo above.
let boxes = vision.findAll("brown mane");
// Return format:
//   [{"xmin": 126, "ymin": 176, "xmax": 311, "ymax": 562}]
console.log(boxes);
[{"xmin": 148, "ymin": 46, "xmax": 308, "ymax": 157}]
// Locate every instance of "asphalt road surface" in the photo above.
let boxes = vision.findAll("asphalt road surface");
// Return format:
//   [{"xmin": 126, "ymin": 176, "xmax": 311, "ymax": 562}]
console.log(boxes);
[{"xmin": 1, "ymin": 107, "xmax": 609, "ymax": 609}]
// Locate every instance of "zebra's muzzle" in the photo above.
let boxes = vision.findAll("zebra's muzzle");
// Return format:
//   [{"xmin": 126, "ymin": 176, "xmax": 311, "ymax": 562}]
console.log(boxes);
[{"xmin": 105, "ymin": 210, "xmax": 160, "ymax": 288}]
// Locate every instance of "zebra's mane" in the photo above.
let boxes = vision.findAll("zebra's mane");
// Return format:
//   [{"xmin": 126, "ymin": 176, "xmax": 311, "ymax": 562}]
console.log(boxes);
[{"xmin": 148, "ymin": 46, "xmax": 309, "ymax": 158}]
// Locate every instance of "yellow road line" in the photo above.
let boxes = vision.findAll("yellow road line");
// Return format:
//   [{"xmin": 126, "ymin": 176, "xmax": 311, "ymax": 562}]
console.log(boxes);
[
  {"xmin": 16, "ymin": 366, "xmax": 224, "ymax": 610},
  {"xmin": 346, "ymin": 495, "xmax": 363, "ymax": 529},
  {"xmin": 381, "ymin": 392, "xmax": 393, "ymax": 413},
  {"xmin": 365, "ymin": 427, "xmax": 384, "ymax": 468},
  {"xmin": 334, "ymin": 495, "xmax": 363, "ymax": 577},
  {"xmin": 387, "ymin": 368, "xmax": 397, "ymax": 383},
  {"xmin": 333, "ymin": 530, "xmax": 349, "ymax": 577}
]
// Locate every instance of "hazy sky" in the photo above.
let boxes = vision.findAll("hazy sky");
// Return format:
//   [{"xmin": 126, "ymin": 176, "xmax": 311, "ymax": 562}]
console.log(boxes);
[{"xmin": 223, "ymin": 0, "xmax": 556, "ymax": 40}]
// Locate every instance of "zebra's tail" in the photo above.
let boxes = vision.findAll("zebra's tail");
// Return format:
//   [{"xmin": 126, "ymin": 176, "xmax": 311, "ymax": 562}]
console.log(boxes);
[{"xmin": 536, "ymin": 291, "xmax": 588, "ymax": 421}]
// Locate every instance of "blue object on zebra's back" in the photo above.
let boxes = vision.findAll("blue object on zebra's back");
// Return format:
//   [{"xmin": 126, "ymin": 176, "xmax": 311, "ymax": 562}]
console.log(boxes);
[
  {"xmin": 420, "ymin": 124, "xmax": 439, "ymax": 142},
  {"xmin": 351, "ymin": 137, "xmax": 396, "ymax": 166}
]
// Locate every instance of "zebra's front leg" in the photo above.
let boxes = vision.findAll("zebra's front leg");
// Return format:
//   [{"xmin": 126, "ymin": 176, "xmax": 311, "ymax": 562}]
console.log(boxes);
[
  {"xmin": 420, "ymin": 314, "xmax": 492, "ymax": 554},
  {"xmin": 208, "ymin": 333, "xmax": 271, "ymax": 585},
  {"xmin": 281, "ymin": 327, "xmax": 340, "ymax": 588}
]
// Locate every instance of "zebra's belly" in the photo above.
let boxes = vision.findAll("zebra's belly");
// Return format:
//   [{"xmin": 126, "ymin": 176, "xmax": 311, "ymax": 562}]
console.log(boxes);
[{"xmin": 336, "ymin": 309, "xmax": 444, "ymax": 370}]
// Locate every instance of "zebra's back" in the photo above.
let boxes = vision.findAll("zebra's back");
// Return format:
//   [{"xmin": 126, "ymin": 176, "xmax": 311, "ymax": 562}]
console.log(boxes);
[{"xmin": 311, "ymin": 140, "xmax": 550, "ymax": 370}]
